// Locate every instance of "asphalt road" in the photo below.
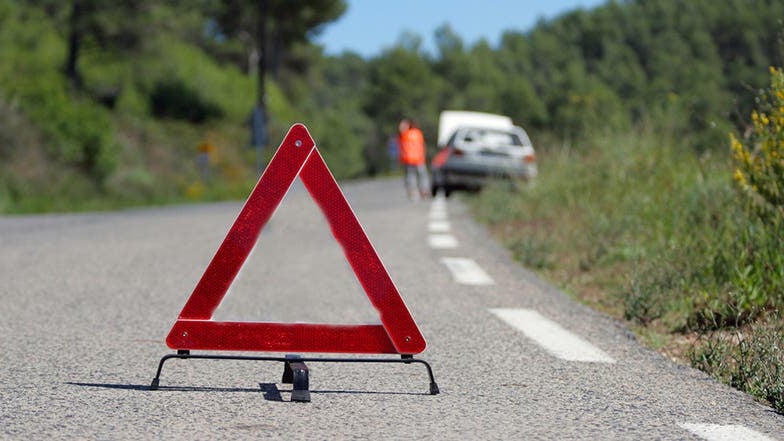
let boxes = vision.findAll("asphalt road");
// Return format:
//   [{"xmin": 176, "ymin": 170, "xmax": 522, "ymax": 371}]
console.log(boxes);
[{"xmin": 1, "ymin": 177, "xmax": 782, "ymax": 440}]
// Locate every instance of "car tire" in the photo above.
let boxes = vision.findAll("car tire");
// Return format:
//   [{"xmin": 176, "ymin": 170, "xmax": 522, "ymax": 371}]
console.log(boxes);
[{"xmin": 431, "ymin": 184, "xmax": 439, "ymax": 198}]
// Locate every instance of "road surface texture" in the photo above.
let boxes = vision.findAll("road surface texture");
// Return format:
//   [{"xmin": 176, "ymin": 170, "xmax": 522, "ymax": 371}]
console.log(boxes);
[{"xmin": 1, "ymin": 177, "xmax": 782, "ymax": 440}]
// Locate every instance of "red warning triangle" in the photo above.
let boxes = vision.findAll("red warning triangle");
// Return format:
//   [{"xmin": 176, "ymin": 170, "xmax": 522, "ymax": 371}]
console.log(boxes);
[{"xmin": 166, "ymin": 124, "xmax": 426, "ymax": 354}]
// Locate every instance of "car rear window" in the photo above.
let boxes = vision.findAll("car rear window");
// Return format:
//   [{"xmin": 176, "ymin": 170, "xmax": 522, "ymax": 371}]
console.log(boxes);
[{"xmin": 460, "ymin": 129, "xmax": 529, "ymax": 147}]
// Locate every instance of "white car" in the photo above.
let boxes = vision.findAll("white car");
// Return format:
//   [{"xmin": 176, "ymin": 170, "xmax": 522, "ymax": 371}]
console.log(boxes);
[{"xmin": 430, "ymin": 111, "xmax": 537, "ymax": 197}]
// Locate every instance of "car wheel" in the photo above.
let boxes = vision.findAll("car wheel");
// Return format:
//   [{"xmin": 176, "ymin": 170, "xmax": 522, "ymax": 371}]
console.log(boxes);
[
  {"xmin": 443, "ymin": 186, "xmax": 452, "ymax": 198},
  {"xmin": 431, "ymin": 183, "xmax": 439, "ymax": 198}
]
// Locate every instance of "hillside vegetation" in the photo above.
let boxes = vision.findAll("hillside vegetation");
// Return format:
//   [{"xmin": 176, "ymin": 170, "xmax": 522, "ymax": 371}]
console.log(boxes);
[
  {"xmin": 2, "ymin": 0, "xmax": 782, "ymax": 212},
  {"xmin": 1, "ymin": 0, "xmax": 783, "ymax": 412}
]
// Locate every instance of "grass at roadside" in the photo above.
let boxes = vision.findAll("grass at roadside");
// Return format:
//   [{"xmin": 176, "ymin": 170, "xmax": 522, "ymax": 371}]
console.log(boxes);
[{"xmin": 468, "ymin": 125, "xmax": 784, "ymax": 413}]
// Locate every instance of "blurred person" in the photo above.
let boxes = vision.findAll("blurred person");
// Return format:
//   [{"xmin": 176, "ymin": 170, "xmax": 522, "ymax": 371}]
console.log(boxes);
[
  {"xmin": 197, "ymin": 138, "xmax": 216, "ymax": 181},
  {"xmin": 398, "ymin": 118, "xmax": 430, "ymax": 200},
  {"xmin": 387, "ymin": 134, "xmax": 400, "ymax": 171}
]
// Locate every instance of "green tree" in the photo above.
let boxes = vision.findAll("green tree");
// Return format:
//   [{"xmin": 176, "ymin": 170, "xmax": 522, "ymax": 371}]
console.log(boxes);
[
  {"xmin": 432, "ymin": 25, "xmax": 507, "ymax": 113},
  {"xmin": 208, "ymin": 0, "xmax": 346, "ymax": 141},
  {"xmin": 21, "ymin": 0, "xmax": 155, "ymax": 89},
  {"xmin": 497, "ymin": 32, "xmax": 548, "ymax": 128},
  {"xmin": 706, "ymin": 0, "xmax": 784, "ymax": 124},
  {"xmin": 364, "ymin": 45, "xmax": 444, "ymax": 172},
  {"xmin": 211, "ymin": 0, "xmax": 346, "ymax": 77},
  {"xmin": 432, "ymin": 24, "xmax": 470, "ymax": 110},
  {"xmin": 286, "ymin": 50, "xmax": 371, "ymax": 178}
]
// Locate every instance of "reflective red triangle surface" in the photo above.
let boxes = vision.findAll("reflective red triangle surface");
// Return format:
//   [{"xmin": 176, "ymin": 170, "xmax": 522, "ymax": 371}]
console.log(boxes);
[{"xmin": 166, "ymin": 124, "xmax": 426, "ymax": 354}]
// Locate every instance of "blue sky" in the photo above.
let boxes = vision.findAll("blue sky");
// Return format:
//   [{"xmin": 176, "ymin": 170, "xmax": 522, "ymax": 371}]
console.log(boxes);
[{"xmin": 314, "ymin": 0, "xmax": 606, "ymax": 58}]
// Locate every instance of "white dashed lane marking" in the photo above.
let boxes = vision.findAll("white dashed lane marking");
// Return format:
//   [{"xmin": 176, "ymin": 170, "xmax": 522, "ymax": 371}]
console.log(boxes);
[
  {"xmin": 428, "ymin": 221, "xmax": 451, "ymax": 233},
  {"xmin": 428, "ymin": 198, "xmax": 455, "ymax": 248},
  {"xmin": 440, "ymin": 257, "xmax": 494, "ymax": 285},
  {"xmin": 429, "ymin": 234, "xmax": 458, "ymax": 249},
  {"xmin": 429, "ymin": 199, "xmax": 447, "ymax": 220},
  {"xmin": 429, "ymin": 209, "xmax": 447, "ymax": 221},
  {"xmin": 429, "ymin": 193, "xmax": 777, "ymax": 437},
  {"xmin": 489, "ymin": 308, "xmax": 616, "ymax": 363},
  {"xmin": 680, "ymin": 423, "xmax": 777, "ymax": 441}
]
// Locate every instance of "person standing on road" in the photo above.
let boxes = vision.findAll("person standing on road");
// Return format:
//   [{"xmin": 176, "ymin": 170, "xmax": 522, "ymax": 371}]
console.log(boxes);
[{"xmin": 398, "ymin": 118, "xmax": 430, "ymax": 200}]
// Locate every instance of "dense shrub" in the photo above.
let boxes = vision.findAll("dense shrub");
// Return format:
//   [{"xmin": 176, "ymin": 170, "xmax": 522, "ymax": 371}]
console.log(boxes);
[
  {"xmin": 0, "ymin": 4, "xmax": 118, "ymax": 183},
  {"xmin": 731, "ymin": 67, "xmax": 784, "ymax": 221},
  {"xmin": 692, "ymin": 66, "xmax": 784, "ymax": 328},
  {"xmin": 9, "ymin": 76, "xmax": 118, "ymax": 183},
  {"xmin": 690, "ymin": 319, "xmax": 784, "ymax": 413},
  {"xmin": 683, "ymin": 68, "xmax": 784, "ymax": 413},
  {"xmin": 150, "ymin": 79, "xmax": 224, "ymax": 123}
]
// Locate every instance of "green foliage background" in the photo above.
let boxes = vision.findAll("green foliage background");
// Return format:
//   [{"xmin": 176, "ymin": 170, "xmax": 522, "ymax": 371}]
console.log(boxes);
[{"xmin": 2, "ymin": 0, "xmax": 783, "ymax": 212}]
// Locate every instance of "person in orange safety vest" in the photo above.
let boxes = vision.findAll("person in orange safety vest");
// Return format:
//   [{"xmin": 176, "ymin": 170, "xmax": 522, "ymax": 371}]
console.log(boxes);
[{"xmin": 398, "ymin": 118, "xmax": 430, "ymax": 200}]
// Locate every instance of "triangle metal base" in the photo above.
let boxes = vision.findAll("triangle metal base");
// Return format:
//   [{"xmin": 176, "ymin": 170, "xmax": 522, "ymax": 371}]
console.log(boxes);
[{"xmin": 150, "ymin": 351, "xmax": 439, "ymax": 401}]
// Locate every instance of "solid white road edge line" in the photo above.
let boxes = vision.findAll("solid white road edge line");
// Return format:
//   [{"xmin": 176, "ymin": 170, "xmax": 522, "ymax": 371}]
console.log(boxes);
[
  {"xmin": 680, "ymin": 423, "xmax": 777, "ymax": 441},
  {"xmin": 429, "ymin": 234, "xmax": 458, "ymax": 249},
  {"xmin": 440, "ymin": 257, "xmax": 494, "ymax": 285},
  {"xmin": 489, "ymin": 308, "xmax": 616, "ymax": 363}
]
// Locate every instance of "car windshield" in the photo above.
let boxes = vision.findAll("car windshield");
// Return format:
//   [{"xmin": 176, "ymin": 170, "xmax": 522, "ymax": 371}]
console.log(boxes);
[{"xmin": 461, "ymin": 129, "xmax": 531, "ymax": 147}]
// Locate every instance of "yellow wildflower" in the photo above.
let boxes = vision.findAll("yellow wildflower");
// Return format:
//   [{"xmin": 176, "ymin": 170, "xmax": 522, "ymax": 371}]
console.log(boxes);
[
  {"xmin": 734, "ymin": 169, "xmax": 747, "ymax": 186},
  {"xmin": 730, "ymin": 135, "xmax": 743, "ymax": 153}
]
